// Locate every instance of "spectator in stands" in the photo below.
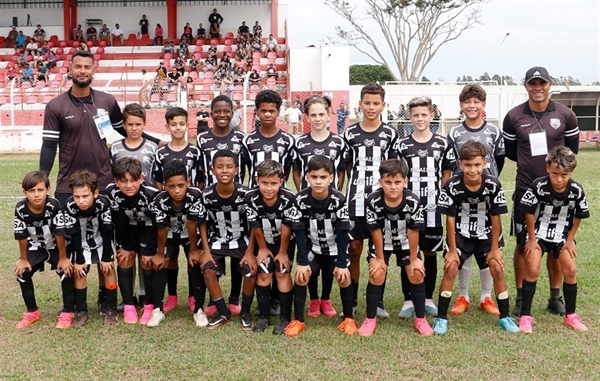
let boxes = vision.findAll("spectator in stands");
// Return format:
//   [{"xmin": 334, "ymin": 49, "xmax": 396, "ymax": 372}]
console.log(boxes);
[
  {"xmin": 178, "ymin": 37, "xmax": 190, "ymax": 59},
  {"xmin": 161, "ymin": 40, "xmax": 174, "ymax": 58},
  {"xmin": 237, "ymin": 21, "xmax": 250, "ymax": 40},
  {"xmin": 260, "ymin": 40, "xmax": 269, "ymax": 58},
  {"xmin": 32, "ymin": 24, "xmax": 46, "ymax": 45},
  {"xmin": 99, "ymin": 24, "xmax": 111, "ymax": 44},
  {"xmin": 244, "ymin": 54, "xmax": 253, "ymax": 72},
  {"xmin": 196, "ymin": 23, "xmax": 207, "ymax": 41},
  {"xmin": 155, "ymin": 23, "xmax": 164, "ymax": 45},
  {"xmin": 285, "ymin": 101, "xmax": 302, "ymax": 135},
  {"xmin": 266, "ymin": 34, "xmax": 277, "ymax": 52},
  {"xmin": 234, "ymin": 55, "xmax": 246, "ymax": 71},
  {"xmin": 3, "ymin": 62, "xmax": 21, "ymax": 85},
  {"xmin": 37, "ymin": 42, "xmax": 49, "ymax": 56},
  {"xmin": 220, "ymin": 71, "xmax": 234, "ymax": 98},
  {"xmin": 140, "ymin": 69, "xmax": 151, "ymax": 108},
  {"xmin": 233, "ymin": 66, "xmax": 245, "ymax": 86},
  {"xmin": 151, "ymin": 75, "xmax": 165, "ymax": 101},
  {"xmin": 266, "ymin": 63, "xmax": 278, "ymax": 80},
  {"xmin": 236, "ymin": 45, "xmax": 248, "ymax": 61},
  {"xmin": 253, "ymin": 21, "xmax": 262, "ymax": 38},
  {"xmin": 189, "ymin": 56, "xmax": 199, "ymax": 73},
  {"xmin": 249, "ymin": 68, "xmax": 261, "ymax": 86},
  {"xmin": 181, "ymin": 22, "xmax": 194, "ymax": 42},
  {"xmin": 16, "ymin": 31, "xmax": 27, "ymax": 49},
  {"xmin": 46, "ymin": 50, "xmax": 57, "ymax": 70},
  {"xmin": 237, "ymin": 35, "xmax": 248, "ymax": 50},
  {"xmin": 17, "ymin": 51, "xmax": 28, "ymax": 65},
  {"xmin": 219, "ymin": 53, "xmax": 232, "ymax": 72},
  {"xmin": 208, "ymin": 8, "xmax": 224, "ymax": 28},
  {"xmin": 167, "ymin": 67, "xmax": 182, "ymax": 89},
  {"xmin": 111, "ymin": 23, "xmax": 125, "ymax": 46},
  {"xmin": 208, "ymin": 42, "xmax": 217, "ymax": 61},
  {"xmin": 140, "ymin": 15, "xmax": 149, "ymax": 36},
  {"xmin": 204, "ymin": 56, "xmax": 215, "ymax": 72},
  {"xmin": 209, "ymin": 22, "xmax": 221, "ymax": 40},
  {"xmin": 86, "ymin": 24, "xmax": 97, "ymax": 41},
  {"xmin": 333, "ymin": 102, "xmax": 349, "ymax": 134},
  {"xmin": 186, "ymin": 76, "xmax": 195, "ymax": 101},
  {"xmin": 431, "ymin": 103, "xmax": 442, "ymax": 134},
  {"xmin": 251, "ymin": 34, "xmax": 262, "ymax": 52},
  {"xmin": 6, "ymin": 26, "xmax": 18, "ymax": 48},
  {"xmin": 231, "ymin": 101, "xmax": 242, "ymax": 131},
  {"xmin": 196, "ymin": 104, "xmax": 210, "ymax": 134},
  {"xmin": 26, "ymin": 40, "xmax": 38, "ymax": 56},
  {"xmin": 60, "ymin": 72, "xmax": 72, "ymax": 91},
  {"xmin": 174, "ymin": 56, "xmax": 186, "ymax": 76},
  {"xmin": 72, "ymin": 25, "xmax": 83, "ymax": 41},
  {"xmin": 157, "ymin": 62, "xmax": 167, "ymax": 79},
  {"xmin": 79, "ymin": 42, "xmax": 89, "ymax": 52},
  {"xmin": 35, "ymin": 62, "xmax": 49, "ymax": 86},
  {"xmin": 20, "ymin": 63, "xmax": 34, "ymax": 85}
]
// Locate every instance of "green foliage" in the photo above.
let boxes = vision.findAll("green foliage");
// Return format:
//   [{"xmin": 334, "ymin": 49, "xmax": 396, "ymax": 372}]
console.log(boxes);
[{"xmin": 349, "ymin": 64, "xmax": 395, "ymax": 85}]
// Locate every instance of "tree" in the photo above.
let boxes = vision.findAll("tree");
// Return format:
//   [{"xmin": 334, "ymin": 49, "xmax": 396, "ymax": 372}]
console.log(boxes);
[
  {"xmin": 349, "ymin": 64, "xmax": 395, "ymax": 85},
  {"xmin": 326, "ymin": 0, "xmax": 486, "ymax": 81},
  {"xmin": 550, "ymin": 76, "xmax": 582, "ymax": 86}
]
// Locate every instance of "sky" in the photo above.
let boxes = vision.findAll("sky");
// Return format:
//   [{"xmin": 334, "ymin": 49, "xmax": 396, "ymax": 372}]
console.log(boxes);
[{"xmin": 285, "ymin": 0, "xmax": 600, "ymax": 84}]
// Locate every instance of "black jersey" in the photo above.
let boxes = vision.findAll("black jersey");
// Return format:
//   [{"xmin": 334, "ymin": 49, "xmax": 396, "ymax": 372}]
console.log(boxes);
[
  {"xmin": 293, "ymin": 132, "xmax": 346, "ymax": 190},
  {"xmin": 200, "ymin": 183, "xmax": 250, "ymax": 252},
  {"xmin": 196, "ymin": 129, "xmax": 246, "ymax": 187},
  {"xmin": 447, "ymin": 121, "xmax": 504, "ymax": 178},
  {"xmin": 153, "ymin": 187, "xmax": 204, "ymax": 240},
  {"xmin": 283, "ymin": 187, "xmax": 350, "ymax": 256},
  {"xmin": 396, "ymin": 134, "xmax": 455, "ymax": 228},
  {"xmin": 517, "ymin": 176, "xmax": 590, "ymax": 243},
  {"xmin": 154, "ymin": 143, "xmax": 202, "ymax": 186},
  {"xmin": 366, "ymin": 188, "xmax": 424, "ymax": 253},
  {"xmin": 14, "ymin": 197, "xmax": 65, "ymax": 251},
  {"xmin": 242, "ymin": 128, "xmax": 295, "ymax": 188},
  {"xmin": 110, "ymin": 139, "xmax": 158, "ymax": 187},
  {"xmin": 438, "ymin": 173, "xmax": 508, "ymax": 240},
  {"xmin": 343, "ymin": 122, "xmax": 397, "ymax": 217},
  {"xmin": 104, "ymin": 183, "xmax": 159, "ymax": 227},
  {"xmin": 245, "ymin": 187, "xmax": 295, "ymax": 245}
]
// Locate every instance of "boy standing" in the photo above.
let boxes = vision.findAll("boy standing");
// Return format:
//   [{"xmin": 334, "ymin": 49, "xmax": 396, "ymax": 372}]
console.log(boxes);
[
  {"xmin": 14, "ymin": 171, "xmax": 74, "ymax": 329},
  {"xmin": 517, "ymin": 146, "xmax": 589, "ymax": 333},
  {"xmin": 447, "ymin": 84, "xmax": 505, "ymax": 316},
  {"xmin": 344, "ymin": 83, "xmax": 397, "ymax": 316},
  {"xmin": 433, "ymin": 141, "xmax": 519, "ymax": 335},
  {"xmin": 395, "ymin": 96, "xmax": 454, "ymax": 318},
  {"xmin": 196, "ymin": 104, "xmax": 210, "ymax": 135}
]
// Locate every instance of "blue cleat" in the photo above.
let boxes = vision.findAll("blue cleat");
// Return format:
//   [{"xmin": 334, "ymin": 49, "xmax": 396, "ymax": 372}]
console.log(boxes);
[
  {"xmin": 398, "ymin": 306, "xmax": 414, "ymax": 319},
  {"xmin": 499, "ymin": 316, "xmax": 520, "ymax": 333},
  {"xmin": 425, "ymin": 305, "xmax": 438, "ymax": 317},
  {"xmin": 432, "ymin": 318, "xmax": 448, "ymax": 335}
]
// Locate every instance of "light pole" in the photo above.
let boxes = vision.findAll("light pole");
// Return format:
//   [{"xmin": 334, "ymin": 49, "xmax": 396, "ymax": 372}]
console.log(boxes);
[{"xmin": 500, "ymin": 32, "xmax": 510, "ymax": 86}]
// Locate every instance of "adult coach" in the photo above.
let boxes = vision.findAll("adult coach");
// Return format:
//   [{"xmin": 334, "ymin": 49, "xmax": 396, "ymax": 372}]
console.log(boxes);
[
  {"xmin": 39, "ymin": 50, "xmax": 161, "ymax": 206},
  {"xmin": 502, "ymin": 66, "xmax": 579, "ymax": 316}
]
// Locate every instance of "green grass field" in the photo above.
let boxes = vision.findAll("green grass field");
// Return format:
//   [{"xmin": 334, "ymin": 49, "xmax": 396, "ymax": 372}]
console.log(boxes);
[{"xmin": 1, "ymin": 152, "xmax": 600, "ymax": 380}]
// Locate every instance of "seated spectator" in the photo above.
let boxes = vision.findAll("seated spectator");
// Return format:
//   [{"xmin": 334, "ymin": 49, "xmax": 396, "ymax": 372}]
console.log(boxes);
[
  {"xmin": 231, "ymin": 101, "xmax": 242, "ymax": 131},
  {"xmin": 220, "ymin": 71, "xmax": 234, "ymax": 98},
  {"xmin": 60, "ymin": 72, "xmax": 72, "ymax": 91},
  {"xmin": 178, "ymin": 37, "xmax": 190, "ymax": 59},
  {"xmin": 244, "ymin": 55, "xmax": 253, "ymax": 72},
  {"xmin": 17, "ymin": 52, "xmax": 28, "ymax": 65},
  {"xmin": 181, "ymin": 22, "xmax": 194, "ymax": 42},
  {"xmin": 20, "ymin": 63, "xmax": 34, "ymax": 85},
  {"xmin": 189, "ymin": 57, "xmax": 199, "ymax": 73},
  {"xmin": 37, "ymin": 43, "xmax": 49, "ymax": 56},
  {"xmin": 233, "ymin": 66, "xmax": 245, "ymax": 86},
  {"xmin": 220, "ymin": 53, "xmax": 232, "ymax": 70},
  {"xmin": 161, "ymin": 40, "xmax": 174, "ymax": 58},
  {"xmin": 46, "ymin": 50, "xmax": 57, "ymax": 69},
  {"xmin": 260, "ymin": 41, "xmax": 269, "ymax": 58},
  {"xmin": 73, "ymin": 25, "xmax": 83, "ymax": 41},
  {"xmin": 234, "ymin": 55, "xmax": 246, "ymax": 70},
  {"xmin": 196, "ymin": 23, "xmax": 206, "ymax": 40},
  {"xmin": 26, "ymin": 41, "xmax": 38, "ymax": 56},
  {"xmin": 266, "ymin": 63, "xmax": 278, "ymax": 80},
  {"xmin": 267, "ymin": 34, "xmax": 277, "ymax": 52},
  {"xmin": 253, "ymin": 21, "xmax": 262, "ymax": 38},
  {"xmin": 157, "ymin": 61, "xmax": 167, "ymax": 79},
  {"xmin": 99, "ymin": 24, "xmax": 111, "ymax": 44},
  {"xmin": 208, "ymin": 42, "xmax": 217, "ymax": 60},
  {"xmin": 236, "ymin": 46, "xmax": 248, "ymax": 61},
  {"xmin": 155, "ymin": 23, "xmax": 164, "ymax": 45},
  {"xmin": 248, "ymin": 68, "xmax": 261, "ymax": 86},
  {"xmin": 167, "ymin": 67, "xmax": 182, "ymax": 88},
  {"xmin": 35, "ymin": 62, "xmax": 49, "ymax": 85},
  {"xmin": 15, "ymin": 30, "xmax": 27, "ymax": 49},
  {"xmin": 203, "ymin": 57, "xmax": 215, "ymax": 72},
  {"xmin": 186, "ymin": 76, "xmax": 195, "ymax": 100},
  {"xmin": 79, "ymin": 42, "xmax": 89, "ymax": 52},
  {"xmin": 174, "ymin": 56, "xmax": 186, "ymax": 76},
  {"xmin": 111, "ymin": 23, "xmax": 124, "ymax": 46},
  {"xmin": 237, "ymin": 21, "xmax": 250, "ymax": 40},
  {"xmin": 208, "ymin": 8, "xmax": 224, "ymax": 27},
  {"xmin": 209, "ymin": 22, "xmax": 221, "ymax": 40},
  {"xmin": 32, "ymin": 24, "xmax": 46, "ymax": 45},
  {"xmin": 3, "ymin": 62, "xmax": 22, "ymax": 85},
  {"xmin": 87, "ymin": 24, "xmax": 97, "ymax": 41},
  {"xmin": 6, "ymin": 26, "xmax": 18, "ymax": 48},
  {"xmin": 237, "ymin": 35, "xmax": 248, "ymax": 50},
  {"xmin": 251, "ymin": 35, "xmax": 262, "ymax": 52}
]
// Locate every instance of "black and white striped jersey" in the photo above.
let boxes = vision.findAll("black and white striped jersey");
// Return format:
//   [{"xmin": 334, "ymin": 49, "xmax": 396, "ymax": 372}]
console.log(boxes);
[
  {"xmin": 437, "ymin": 173, "xmax": 508, "ymax": 240},
  {"xmin": 366, "ymin": 188, "xmax": 424, "ymax": 253},
  {"xmin": 517, "ymin": 176, "xmax": 590, "ymax": 243},
  {"xmin": 153, "ymin": 187, "xmax": 204, "ymax": 240},
  {"xmin": 153, "ymin": 143, "xmax": 202, "ymax": 187},
  {"xmin": 197, "ymin": 129, "xmax": 246, "ymax": 187},
  {"xmin": 447, "ymin": 121, "xmax": 505, "ymax": 178},
  {"xmin": 104, "ymin": 183, "xmax": 159, "ymax": 227},
  {"xmin": 293, "ymin": 132, "xmax": 346, "ymax": 190},
  {"xmin": 14, "ymin": 197, "xmax": 65, "ymax": 251},
  {"xmin": 245, "ymin": 187, "xmax": 295, "ymax": 245},
  {"xmin": 283, "ymin": 187, "xmax": 350, "ymax": 256},
  {"xmin": 200, "ymin": 183, "xmax": 250, "ymax": 251},
  {"xmin": 242, "ymin": 129, "xmax": 295, "ymax": 188},
  {"xmin": 343, "ymin": 122, "xmax": 397, "ymax": 217},
  {"xmin": 110, "ymin": 139, "xmax": 158, "ymax": 187},
  {"xmin": 396, "ymin": 134, "xmax": 455, "ymax": 228}
]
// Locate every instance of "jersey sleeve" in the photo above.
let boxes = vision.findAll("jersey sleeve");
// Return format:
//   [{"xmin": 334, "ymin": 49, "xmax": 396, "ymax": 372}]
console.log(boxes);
[
  {"xmin": 41, "ymin": 101, "xmax": 61, "ymax": 142},
  {"xmin": 407, "ymin": 200, "xmax": 425, "ymax": 231},
  {"xmin": 442, "ymin": 141, "xmax": 456, "ymax": 171},
  {"xmin": 365, "ymin": 198, "xmax": 381, "ymax": 232},
  {"xmin": 502, "ymin": 113, "xmax": 517, "ymax": 162},
  {"xmin": 436, "ymin": 185, "xmax": 456, "ymax": 216},
  {"xmin": 516, "ymin": 186, "xmax": 538, "ymax": 214},
  {"xmin": 282, "ymin": 199, "xmax": 303, "ymax": 230},
  {"xmin": 489, "ymin": 181, "xmax": 508, "ymax": 216},
  {"xmin": 62, "ymin": 203, "xmax": 79, "ymax": 235},
  {"xmin": 152, "ymin": 198, "xmax": 170, "ymax": 229},
  {"xmin": 153, "ymin": 151, "xmax": 164, "ymax": 184},
  {"xmin": 575, "ymin": 186, "xmax": 590, "ymax": 219},
  {"xmin": 13, "ymin": 204, "xmax": 28, "ymax": 241},
  {"xmin": 187, "ymin": 193, "xmax": 204, "ymax": 222},
  {"xmin": 335, "ymin": 203, "xmax": 350, "ymax": 231},
  {"xmin": 245, "ymin": 195, "xmax": 261, "ymax": 229}
]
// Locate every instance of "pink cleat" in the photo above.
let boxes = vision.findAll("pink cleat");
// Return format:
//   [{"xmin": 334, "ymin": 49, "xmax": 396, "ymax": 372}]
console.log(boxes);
[
  {"xmin": 229, "ymin": 303, "xmax": 241, "ymax": 316},
  {"xmin": 55, "ymin": 311, "xmax": 73, "ymax": 329},
  {"xmin": 163, "ymin": 295, "xmax": 179, "ymax": 313},
  {"xmin": 138, "ymin": 304, "xmax": 154, "ymax": 324},
  {"xmin": 519, "ymin": 315, "xmax": 536, "ymax": 334},
  {"xmin": 358, "ymin": 317, "xmax": 377, "ymax": 336},
  {"xmin": 204, "ymin": 304, "xmax": 218, "ymax": 317},
  {"xmin": 307, "ymin": 299, "xmax": 321, "ymax": 317},
  {"xmin": 564, "ymin": 314, "xmax": 588, "ymax": 331},
  {"xmin": 320, "ymin": 299, "xmax": 337, "ymax": 317},
  {"xmin": 188, "ymin": 296, "xmax": 195, "ymax": 312},
  {"xmin": 123, "ymin": 304, "xmax": 138, "ymax": 324},
  {"xmin": 16, "ymin": 310, "xmax": 41, "ymax": 329},
  {"xmin": 414, "ymin": 317, "xmax": 433, "ymax": 336}
]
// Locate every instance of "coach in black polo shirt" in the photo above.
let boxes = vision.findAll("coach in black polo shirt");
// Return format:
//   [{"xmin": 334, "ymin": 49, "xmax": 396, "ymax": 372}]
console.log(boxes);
[{"xmin": 502, "ymin": 66, "xmax": 580, "ymax": 317}]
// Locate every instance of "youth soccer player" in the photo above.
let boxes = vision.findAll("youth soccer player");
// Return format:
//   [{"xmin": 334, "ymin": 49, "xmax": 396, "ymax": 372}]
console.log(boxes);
[
  {"xmin": 433, "ymin": 141, "xmax": 519, "ymax": 335},
  {"xmin": 344, "ymin": 83, "xmax": 397, "ymax": 316},
  {"xmin": 14, "ymin": 171, "xmax": 74, "ymax": 329},
  {"xmin": 105, "ymin": 157, "xmax": 160, "ymax": 325},
  {"xmin": 153, "ymin": 107, "xmax": 202, "ymax": 314},
  {"xmin": 447, "ymin": 84, "xmax": 505, "ymax": 316},
  {"xmin": 517, "ymin": 146, "xmax": 589, "ymax": 333},
  {"xmin": 359, "ymin": 159, "xmax": 432, "ymax": 336},
  {"xmin": 153, "ymin": 160, "xmax": 208, "ymax": 327},
  {"xmin": 282, "ymin": 155, "xmax": 356, "ymax": 337},
  {"xmin": 63, "ymin": 170, "xmax": 118, "ymax": 327},
  {"xmin": 395, "ymin": 96, "xmax": 454, "ymax": 318},
  {"xmin": 245, "ymin": 160, "xmax": 296, "ymax": 334},
  {"xmin": 293, "ymin": 95, "xmax": 346, "ymax": 318}
]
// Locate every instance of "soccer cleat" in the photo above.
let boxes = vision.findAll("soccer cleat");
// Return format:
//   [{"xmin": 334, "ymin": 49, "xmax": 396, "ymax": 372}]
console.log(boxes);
[
  {"xmin": 229, "ymin": 303, "xmax": 241, "ymax": 316},
  {"xmin": 71, "ymin": 311, "xmax": 89, "ymax": 329},
  {"xmin": 188, "ymin": 296, "xmax": 195, "ymax": 312},
  {"xmin": 283, "ymin": 320, "xmax": 306, "ymax": 337},
  {"xmin": 398, "ymin": 305, "xmax": 414, "ymax": 319},
  {"xmin": 204, "ymin": 304, "xmax": 218, "ymax": 317},
  {"xmin": 512, "ymin": 296, "xmax": 522, "ymax": 317},
  {"xmin": 321, "ymin": 299, "xmax": 337, "ymax": 317},
  {"xmin": 207, "ymin": 315, "xmax": 230, "ymax": 330},
  {"xmin": 146, "ymin": 308, "xmax": 165, "ymax": 327},
  {"xmin": 337, "ymin": 318, "xmax": 358, "ymax": 336},
  {"xmin": 253, "ymin": 317, "xmax": 270, "ymax": 332},
  {"xmin": 104, "ymin": 309, "xmax": 119, "ymax": 325},
  {"xmin": 376, "ymin": 307, "xmax": 390, "ymax": 319},
  {"xmin": 270, "ymin": 299, "xmax": 281, "ymax": 316},
  {"xmin": 519, "ymin": 315, "xmax": 535, "ymax": 334},
  {"xmin": 273, "ymin": 319, "xmax": 290, "ymax": 335},
  {"xmin": 240, "ymin": 312, "xmax": 254, "ymax": 330},
  {"xmin": 414, "ymin": 317, "xmax": 434, "ymax": 336},
  {"xmin": 450, "ymin": 296, "xmax": 470, "ymax": 315},
  {"xmin": 339, "ymin": 305, "xmax": 358, "ymax": 318},
  {"xmin": 499, "ymin": 316, "xmax": 520, "ymax": 333},
  {"xmin": 480, "ymin": 297, "xmax": 500, "ymax": 316},
  {"xmin": 16, "ymin": 310, "xmax": 41, "ymax": 329},
  {"xmin": 123, "ymin": 304, "xmax": 138, "ymax": 324},
  {"xmin": 358, "ymin": 317, "xmax": 377, "ymax": 337},
  {"xmin": 193, "ymin": 309, "xmax": 209, "ymax": 327},
  {"xmin": 100, "ymin": 303, "xmax": 109, "ymax": 316},
  {"xmin": 138, "ymin": 304, "xmax": 154, "ymax": 325},
  {"xmin": 547, "ymin": 297, "xmax": 566, "ymax": 316},
  {"xmin": 163, "ymin": 295, "xmax": 179, "ymax": 313},
  {"xmin": 308, "ymin": 299, "xmax": 321, "ymax": 317},
  {"xmin": 432, "ymin": 318, "xmax": 448, "ymax": 335},
  {"xmin": 55, "ymin": 311, "xmax": 73, "ymax": 329},
  {"xmin": 564, "ymin": 314, "xmax": 588, "ymax": 331}
]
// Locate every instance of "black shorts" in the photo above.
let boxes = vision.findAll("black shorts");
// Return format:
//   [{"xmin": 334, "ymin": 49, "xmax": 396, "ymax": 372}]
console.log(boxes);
[
  {"xmin": 537, "ymin": 239, "xmax": 567, "ymax": 259},
  {"xmin": 444, "ymin": 235, "xmax": 502, "ymax": 270},
  {"xmin": 308, "ymin": 252, "xmax": 348, "ymax": 276},
  {"xmin": 117, "ymin": 225, "xmax": 158, "ymax": 256},
  {"xmin": 165, "ymin": 237, "xmax": 190, "ymax": 258},
  {"xmin": 202, "ymin": 247, "xmax": 245, "ymax": 273},
  {"xmin": 510, "ymin": 188, "xmax": 527, "ymax": 244},
  {"xmin": 249, "ymin": 240, "xmax": 296, "ymax": 275},
  {"xmin": 348, "ymin": 216, "xmax": 371, "ymax": 241},
  {"xmin": 367, "ymin": 250, "xmax": 414, "ymax": 267},
  {"xmin": 419, "ymin": 227, "xmax": 444, "ymax": 252},
  {"xmin": 27, "ymin": 248, "xmax": 61, "ymax": 272}
]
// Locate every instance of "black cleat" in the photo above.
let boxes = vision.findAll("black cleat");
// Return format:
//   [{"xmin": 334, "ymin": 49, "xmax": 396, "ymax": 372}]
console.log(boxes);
[
  {"xmin": 240, "ymin": 312, "xmax": 254, "ymax": 331},
  {"xmin": 253, "ymin": 318, "xmax": 270, "ymax": 332},
  {"xmin": 207, "ymin": 315, "xmax": 230, "ymax": 330},
  {"xmin": 512, "ymin": 296, "xmax": 522, "ymax": 317},
  {"xmin": 270, "ymin": 300, "xmax": 281, "ymax": 316},
  {"xmin": 546, "ymin": 297, "xmax": 566, "ymax": 316},
  {"xmin": 272, "ymin": 319, "xmax": 290, "ymax": 335}
]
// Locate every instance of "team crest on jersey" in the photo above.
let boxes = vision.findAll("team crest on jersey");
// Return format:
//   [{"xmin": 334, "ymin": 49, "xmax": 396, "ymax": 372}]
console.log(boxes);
[
  {"xmin": 552, "ymin": 199, "xmax": 564, "ymax": 207},
  {"xmin": 467, "ymin": 197, "xmax": 480, "ymax": 204},
  {"xmin": 388, "ymin": 214, "xmax": 400, "ymax": 221},
  {"xmin": 550, "ymin": 118, "xmax": 561, "ymax": 129},
  {"xmin": 265, "ymin": 212, "xmax": 277, "ymax": 220},
  {"xmin": 313, "ymin": 148, "xmax": 325, "ymax": 155},
  {"xmin": 417, "ymin": 149, "xmax": 428, "ymax": 158},
  {"xmin": 364, "ymin": 139, "xmax": 375, "ymax": 147},
  {"xmin": 221, "ymin": 205, "xmax": 233, "ymax": 212},
  {"xmin": 263, "ymin": 144, "xmax": 274, "ymax": 153},
  {"xmin": 216, "ymin": 143, "xmax": 228, "ymax": 150},
  {"xmin": 314, "ymin": 213, "xmax": 326, "ymax": 221}
]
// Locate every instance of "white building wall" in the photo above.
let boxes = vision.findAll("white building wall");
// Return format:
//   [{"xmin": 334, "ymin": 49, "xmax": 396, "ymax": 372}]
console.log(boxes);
[{"xmin": 289, "ymin": 45, "xmax": 349, "ymax": 92}]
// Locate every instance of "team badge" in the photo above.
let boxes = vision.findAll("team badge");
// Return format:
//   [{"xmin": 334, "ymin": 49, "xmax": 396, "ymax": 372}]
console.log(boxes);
[{"xmin": 549, "ymin": 118, "xmax": 561, "ymax": 129}]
